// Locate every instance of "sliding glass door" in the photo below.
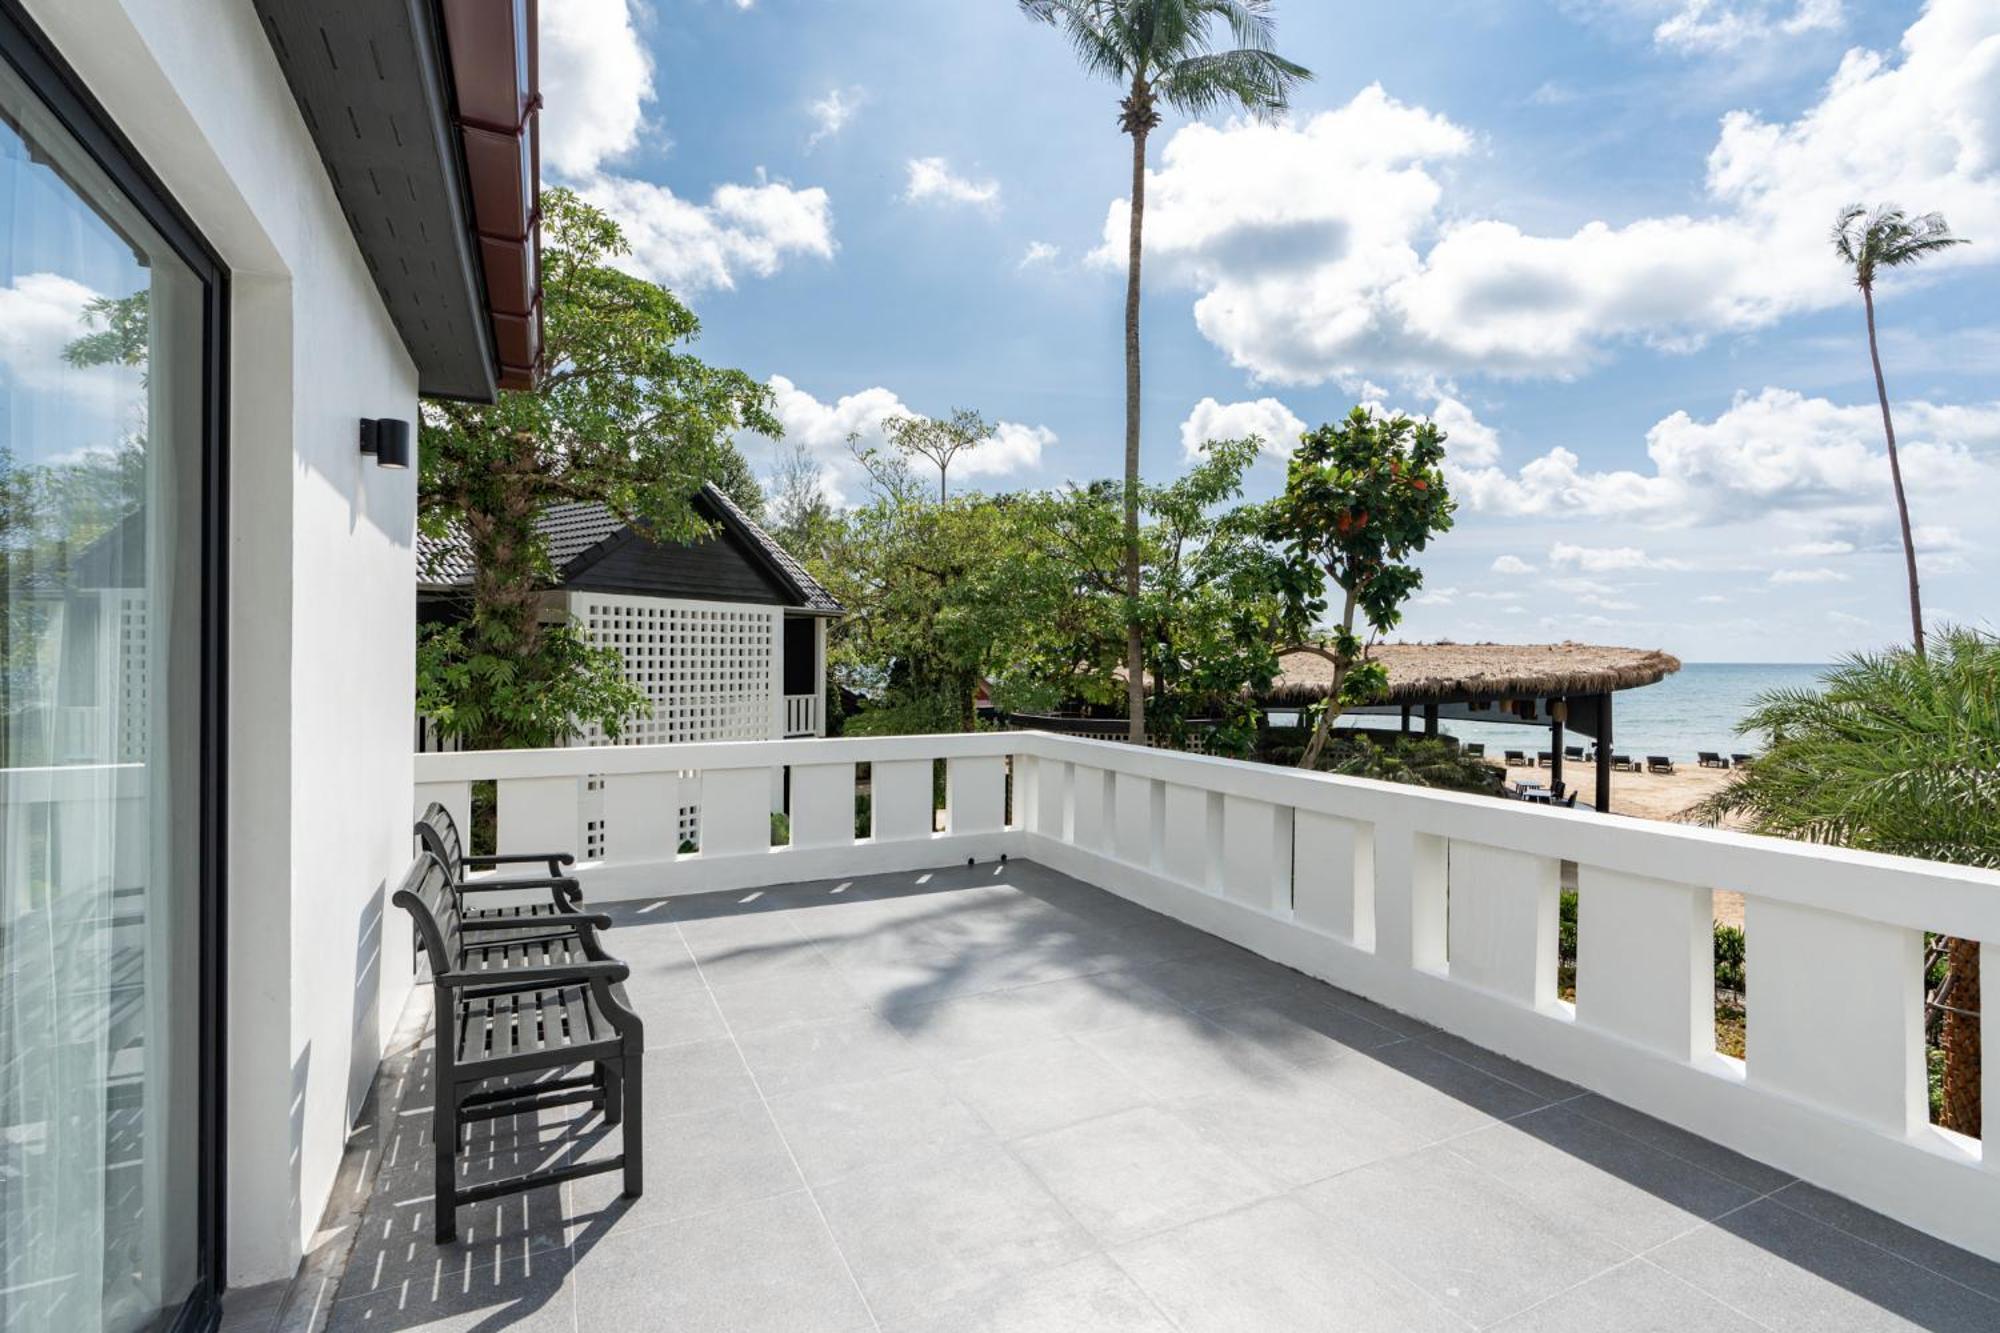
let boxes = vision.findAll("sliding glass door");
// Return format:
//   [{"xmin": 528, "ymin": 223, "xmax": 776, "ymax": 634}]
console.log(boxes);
[{"xmin": 0, "ymin": 14, "xmax": 218, "ymax": 1331}]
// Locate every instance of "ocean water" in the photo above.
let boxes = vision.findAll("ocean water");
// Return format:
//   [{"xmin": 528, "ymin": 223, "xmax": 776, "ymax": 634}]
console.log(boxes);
[{"xmin": 1333, "ymin": 662, "xmax": 1831, "ymax": 763}]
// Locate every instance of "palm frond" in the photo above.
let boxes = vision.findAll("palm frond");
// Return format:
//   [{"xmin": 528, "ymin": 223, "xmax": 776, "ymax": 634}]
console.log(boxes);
[
  {"xmin": 1156, "ymin": 47, "xmax": 1310, "ymax": 118},
  {"xmin": 1018, "ymin": 0, "xmax": 1136, "ymax": 83}
]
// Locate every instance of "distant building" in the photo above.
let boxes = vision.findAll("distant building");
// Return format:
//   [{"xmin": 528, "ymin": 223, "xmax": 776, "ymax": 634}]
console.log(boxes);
[{"xmin": 417, "ymin": 483, "xmax": 843, "ymax": 750}]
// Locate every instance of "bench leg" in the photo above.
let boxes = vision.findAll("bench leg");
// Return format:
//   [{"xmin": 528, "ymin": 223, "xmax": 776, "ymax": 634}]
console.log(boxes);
[
  {"xmin": 601, "ymin": 1060, "xmax": 623, "ymax": 1128},
  {"xmin": 434, "ymin": 1084, "xmax": 460, "ymax": 1245},
  {"xmin": 621, "ymin": 1046, "xmax": 643, "ymax": 1199}
]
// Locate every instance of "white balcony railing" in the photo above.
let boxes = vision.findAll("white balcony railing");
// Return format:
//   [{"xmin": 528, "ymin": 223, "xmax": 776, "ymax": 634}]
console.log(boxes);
[
  {"xmin": 783, "ymin": 692, "xmax": 820, "ymax": 737},
  {"xmin": 413, "ymin": 731, "xmax": 2000, "ymax": 1262}
]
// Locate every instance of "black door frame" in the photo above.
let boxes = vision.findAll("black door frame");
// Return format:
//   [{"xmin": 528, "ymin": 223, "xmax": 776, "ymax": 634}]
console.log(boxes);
[{"xmin": 0, "ymin": 4, "xmax": 229, "ymax": 1328}]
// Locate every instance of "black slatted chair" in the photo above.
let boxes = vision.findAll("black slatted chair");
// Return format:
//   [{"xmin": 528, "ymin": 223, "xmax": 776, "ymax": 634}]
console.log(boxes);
[
  {"xmin": 415, "ymin": 801, "xmax": 583, "ymax": 930},
  {"xmin": 394, "ymin": 852, "xmax": 643, "ymax": 1243}
]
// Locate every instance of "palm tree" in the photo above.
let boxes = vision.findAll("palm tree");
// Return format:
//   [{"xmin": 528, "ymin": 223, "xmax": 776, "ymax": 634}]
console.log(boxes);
[
  {"xmin": 1690, "ymin": 628, "xmax": 1999, "ymax": 1136},
  {"xmin": 1831, "ymin": 205, "xmax": 1967, "ymax": 659},
  {"xmin": 1020, "ymin": 1, "xmax": 1309, "ymax": 742}
]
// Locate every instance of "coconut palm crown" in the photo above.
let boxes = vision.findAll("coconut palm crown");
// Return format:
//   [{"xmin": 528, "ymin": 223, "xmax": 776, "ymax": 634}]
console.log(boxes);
[{"xmin": 1020, "ymin": 0, "xmax": 1311, "ymax": 743}]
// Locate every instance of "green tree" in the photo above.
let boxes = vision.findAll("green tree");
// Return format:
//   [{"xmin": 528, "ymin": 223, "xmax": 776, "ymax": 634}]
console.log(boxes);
[
  {"xmin": 885, "ymin": 407, "xmax": 989, "ymax": 502},
  {"xmin": 1267, "ymin": 407, "xmax": 1456, "ymax": 769},
  {"xmin": 1830, "ymin": 205, "xmax": 1967, "ymax": 658},
  {"xmin": 817, "ymin": 437, "xmax": 1070, "ymax": 732},
  {"xmin": 418, "ymin": 187, "xmax": 779, "ymax": 748},
  {"xmin": 1019, "ymin": 0, "xmax": 1310, "ymax": 745},
  {"xmin": 1690, "ymin": 629, "xmax": 1997, "ymax": 1136}
]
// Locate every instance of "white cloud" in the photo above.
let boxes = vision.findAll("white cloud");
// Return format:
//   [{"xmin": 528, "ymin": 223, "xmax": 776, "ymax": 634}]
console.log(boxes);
[
  {"xmin": 1019, "ymin": 241, "xmax": 1062, "ymax": 269},
  {"xmin": 1548, "ymin": 543, "xmax": 1690, "ymax": 572},
  {"xmin": 540, "ymin": 0, "xmax": 653, "ymax": 176},
  {"xmin": 760, "ymin": 376, "xmax": 1053, "ymax": 505},
  {"xmin": 904, "ymin": 157, "xmax": 1000, "ymax": 207},
  {"xmin": 1178, "ymin": 396, "xmax": 1306, "ymax": 460},
  {"xmin": 1105, "ymin": 1, "xmax": 1999, "ymax": 384},
  {"xmin": 1653, "ymin": 0, "xmax": 1843, "ymax": 53},
  {"xmin": 1697, "ymin": 593, "xmax": 1731, "ymax": 603},
  {"xmin": 960, "ymin": 421, "xmax": 1055, "ymax": 478},
  {"xmin": 1490, "ymin": 555, "xmax": 1538, "ymax": 574},
  {"xmin": 578, "ymin": 172, "xmax": 834, "ymax": 292},
  {"xmin": 806, "ymin": 87, "xmax": 864, "ymax": 152},
  {"xmin": 1452, "ymin": 387, "xmax": 2000, "ymax": 526},
  {"xmin": 1412, "ymin": 587, "xmax": 1459, "ymax": 607},
  {"xmin": 1770, "ymin": 567, "xmax": 1850, "ymax": 584}
]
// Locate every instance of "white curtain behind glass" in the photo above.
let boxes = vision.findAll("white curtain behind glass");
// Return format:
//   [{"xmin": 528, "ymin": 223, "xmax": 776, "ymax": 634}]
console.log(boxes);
[{"xmin": 0, "ymin": 55, "xmax": 199, "ymax": 1333}]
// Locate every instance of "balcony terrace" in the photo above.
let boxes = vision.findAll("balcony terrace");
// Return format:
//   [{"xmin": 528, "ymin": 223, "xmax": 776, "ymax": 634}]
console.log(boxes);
[{"xmin": 248, "ymin": 732, "xmax": 2000, "ymax": 1331}]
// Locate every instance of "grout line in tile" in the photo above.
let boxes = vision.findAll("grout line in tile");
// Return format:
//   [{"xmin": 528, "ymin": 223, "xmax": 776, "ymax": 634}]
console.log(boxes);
[{"xmin": 677, "ymin": 919, "xmax": 887, "ymax": 1333}]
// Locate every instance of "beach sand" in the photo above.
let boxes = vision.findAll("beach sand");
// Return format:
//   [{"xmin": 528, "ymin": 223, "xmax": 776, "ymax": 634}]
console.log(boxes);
[{"xmin": 1499, "ymin": 758, "xmax": 1748, "ymax": 927}]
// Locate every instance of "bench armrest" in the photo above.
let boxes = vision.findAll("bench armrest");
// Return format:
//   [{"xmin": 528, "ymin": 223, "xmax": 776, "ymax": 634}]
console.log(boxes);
[
  {"xmin": 464, "ymin": 851, "xmax": 574, "ymax": 876},
  {"xmin": 457, "ymin": 875, "xmax": 583, "ymax": 903},
  {"xmin": 441, "ymin": 959, "xmax": 629, "ymax": 991},
  {"xmin": 459, "ymin": 913, "xmax": 613, "ymax": 936}
]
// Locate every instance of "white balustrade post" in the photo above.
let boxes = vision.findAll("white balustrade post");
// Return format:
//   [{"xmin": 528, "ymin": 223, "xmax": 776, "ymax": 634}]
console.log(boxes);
[
  {"xmin": 1747, "ymin": 898, "xmax": 1924, "ymax": 1135},
  {"xmin": 700, "ymin": 767, "xmax": 777, "ymax": 857},
  {"xmin": 1372, "ymin": 823, "xmax": 1448, "ymax": 972},
  {"xmin": 1987, "ymin": 940, "xmax": 1998, "ymax": 1171},
  {"xmin": 602, "ymin": 771, "xmax": 681, "ymax": 863},
  {"xmin": 1447, "ymin": 843, "xmax": 1561, "ymax": 1008},
  {"xmin": 1221, "ymin": 795, "xmax": 1292, "ymax": 915},
  {"xmin": 497, "ymin": 776, "xmax": 581, "ymax": 857},
  {"xmin": 1031, "ymin": 757, "xmax": 1069, "ymax": 840},
  {"xmin": 790, "ymin": 761, "xmax": 857, "ymax": 849},
  {"xmin": 871, "ymin": 758, "xmax": 934, "ymax": 842},
  {"xmin": 1070, "ymin": 766, "xmax": 1108, "ymax": 853},
  {"xmin": 947, "ymin": 755, "xmax": 1007, "ymax": 835},
  {"xmin": 1575, "ymin": 867, "xmax": 1709, "ymax": 1060},
  {"xmin": 1113, "ymin": 772, "xmax": 1152, "ymax": 867},
  {"xmin": 1293, "ymin": 811, "xmax": 1374, "ymax": 948}
]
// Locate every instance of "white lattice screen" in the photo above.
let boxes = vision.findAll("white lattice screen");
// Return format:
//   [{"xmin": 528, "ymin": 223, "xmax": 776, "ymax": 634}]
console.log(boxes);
[{"xmin": 569, "ymin": 594, "xmax": 781, "ymax": 854}]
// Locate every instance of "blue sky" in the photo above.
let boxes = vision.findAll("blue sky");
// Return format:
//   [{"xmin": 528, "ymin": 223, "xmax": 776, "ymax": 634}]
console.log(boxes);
[{"xmin": 541, "ymin": 0, "xmax": 2000, "ymax": 662}]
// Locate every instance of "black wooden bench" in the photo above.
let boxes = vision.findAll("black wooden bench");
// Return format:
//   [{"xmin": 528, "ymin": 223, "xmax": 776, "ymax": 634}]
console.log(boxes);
[
  {"xmin": 393, "ymin": 852, "xmax": 643, "ymax": 1242},
  {"xmin": 415, "ymin": 801, "xmax": 583, "ymax": 931}
]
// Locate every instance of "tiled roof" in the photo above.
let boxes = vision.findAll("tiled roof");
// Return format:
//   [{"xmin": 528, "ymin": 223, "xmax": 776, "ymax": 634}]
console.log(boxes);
[
  {"xmin": 701, "ymin": 484, "xmax": 843, "ymax": 615},
  {"xmin": 416, "ymin": 486, "xmax": 842, "ymax": 615}
]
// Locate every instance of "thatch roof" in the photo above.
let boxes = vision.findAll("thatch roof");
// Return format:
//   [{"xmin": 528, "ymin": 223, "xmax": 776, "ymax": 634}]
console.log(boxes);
[{"xmin": 1264, "ymin": 641, "xmax": 1681, "ymax": 706}]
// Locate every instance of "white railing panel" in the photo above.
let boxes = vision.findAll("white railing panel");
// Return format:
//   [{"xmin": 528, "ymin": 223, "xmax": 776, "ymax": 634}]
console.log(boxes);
[
  {"xmin": 699, "ymin": 767, "xmax": 775, "ymax": 857},
  {"xmin": 947, "ymin": 755, "xmax": 1007, "ymax": 836},
  {"xmin": 871, "ymin": 758, "xmax": 934, "ymax": 842},
  {"xmin": 1027, "ymin": 756, "xmax": 1067, "ymax": 838},
  {"xmin": 602, "ymin": 771, "xmax": 680, "ymax": 863},
  {"xmin": 1988, "ymin": 940, "xmax": 1998, "ymax": 1174},
  {"xmin": 1113, "ymin": 771, "xmax": 1153, "ymax": 868},
  {"xmin": 497, "ymin": 776, "xmax": 580, "ymax": 858},
  {"xmin": 1293, "ymin": 810, "xmax": 1375, "ymax": 949},
  {"xmin": 790, "ymin": 762, "xmax": 856, "ymax": 849},
  {"xmin": 1070, "ymin": 766, "xmax": 1108, "ymax": 853},
  {"xmin": 1159, "ymin": 784, "xmax": 1218, "ymax": 892},
  {"xmin": 1221, "ymin": 794, "xmax": 1291, "ymax": 914},
  {"xmin": 1446, "ymin": 842, "xmax": 1560, "ymax": 1009},
  {"xmin": 1746, "ymin": 898, "xmax": 1925, "ymax": 1134},
  {"xmin": 1575, "ymin": 867, "xmax": 1710, "ymax": 1061}
]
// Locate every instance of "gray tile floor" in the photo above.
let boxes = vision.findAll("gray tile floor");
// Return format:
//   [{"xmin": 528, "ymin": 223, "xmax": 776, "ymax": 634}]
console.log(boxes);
[{"xmin": 289, "ymin": 860, "xmax": 2000, "ymax": 1332}]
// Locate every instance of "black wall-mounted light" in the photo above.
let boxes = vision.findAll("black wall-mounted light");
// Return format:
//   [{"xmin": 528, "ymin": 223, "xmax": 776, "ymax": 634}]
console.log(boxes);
[{"xmin": 359, "ymin": 417, "xmax": 412, "ymax": 470}]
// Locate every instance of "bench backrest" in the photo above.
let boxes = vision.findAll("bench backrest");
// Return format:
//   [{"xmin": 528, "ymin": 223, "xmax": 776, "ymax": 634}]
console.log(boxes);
[
  {"xmin": 393, "ymin": 851, "xmax": 462, "ymax": 973},
  {"xmin": 414, "ymin": 802, "xmax": 466, "ymax": 879}
]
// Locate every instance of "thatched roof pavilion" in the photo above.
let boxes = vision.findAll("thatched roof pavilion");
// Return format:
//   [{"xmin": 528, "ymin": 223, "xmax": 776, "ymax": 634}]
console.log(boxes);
[
  {"xmin": 1265, "ymin": 641, "xmax": 1681, "ymax": 707},
  {"xmin": 1265, "ymin": 641, "xmax": 1682, "ymax": 812}
]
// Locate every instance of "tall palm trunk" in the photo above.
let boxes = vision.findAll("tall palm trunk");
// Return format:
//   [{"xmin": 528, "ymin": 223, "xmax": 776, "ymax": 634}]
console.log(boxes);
[
  {"xmin": 1121, "ymin": 81, "xmax": 1150, "ymax": 745},
  {"xmin": 1863, "ymin": 284, "xmax": 1925, "ymax": 659},
  {"xmin": 1938, "ymin": 936, "xmax": 1981, "ymax": 1138}
]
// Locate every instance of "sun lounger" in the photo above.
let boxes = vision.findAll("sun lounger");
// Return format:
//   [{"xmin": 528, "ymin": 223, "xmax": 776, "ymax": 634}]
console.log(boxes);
[
  {"xmin": 1698, "ymin": 751, "xmax": 1728, "ymax": 768},
  {"xmin": 1611, "ymin": 754, "xmax": 1636, "ymax": 771},
  {"xmin": 1463, "ymin": 743, "xmax": 1485, "ymax": 757},
  {"xmin": 1564, "ymin": 745, "xmax": 1585, "ymax": 761},
  {"xmin": 1732, "ymin": 752, "xmax": 1754, "ymax": 768},
  {"xmin": 1537, "ymin": 750, "xmax": 1554, "ymax": 766},
  {"xmin": 1505, "ymin": 750, "xmax": 1528, "ymax": 765},
  {"xmin": 1647, "ymin": 755, "xmax": 1675, "ymax": 774}
]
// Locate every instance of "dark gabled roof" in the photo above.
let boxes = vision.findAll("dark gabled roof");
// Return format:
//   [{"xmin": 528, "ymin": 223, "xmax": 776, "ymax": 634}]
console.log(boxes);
[
  {"xmin": 701, "ymin": 485, "xmax": 843, "ymax": 615},
  {"xmin": 417, "ymin": 484, "xmax": 843, "ymax": 615}
]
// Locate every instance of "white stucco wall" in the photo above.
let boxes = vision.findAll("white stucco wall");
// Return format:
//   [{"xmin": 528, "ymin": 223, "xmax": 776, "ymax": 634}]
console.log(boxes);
[{"xmin": 26, "ymin": 0, "xmax": 422, "ymax": 1286}]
